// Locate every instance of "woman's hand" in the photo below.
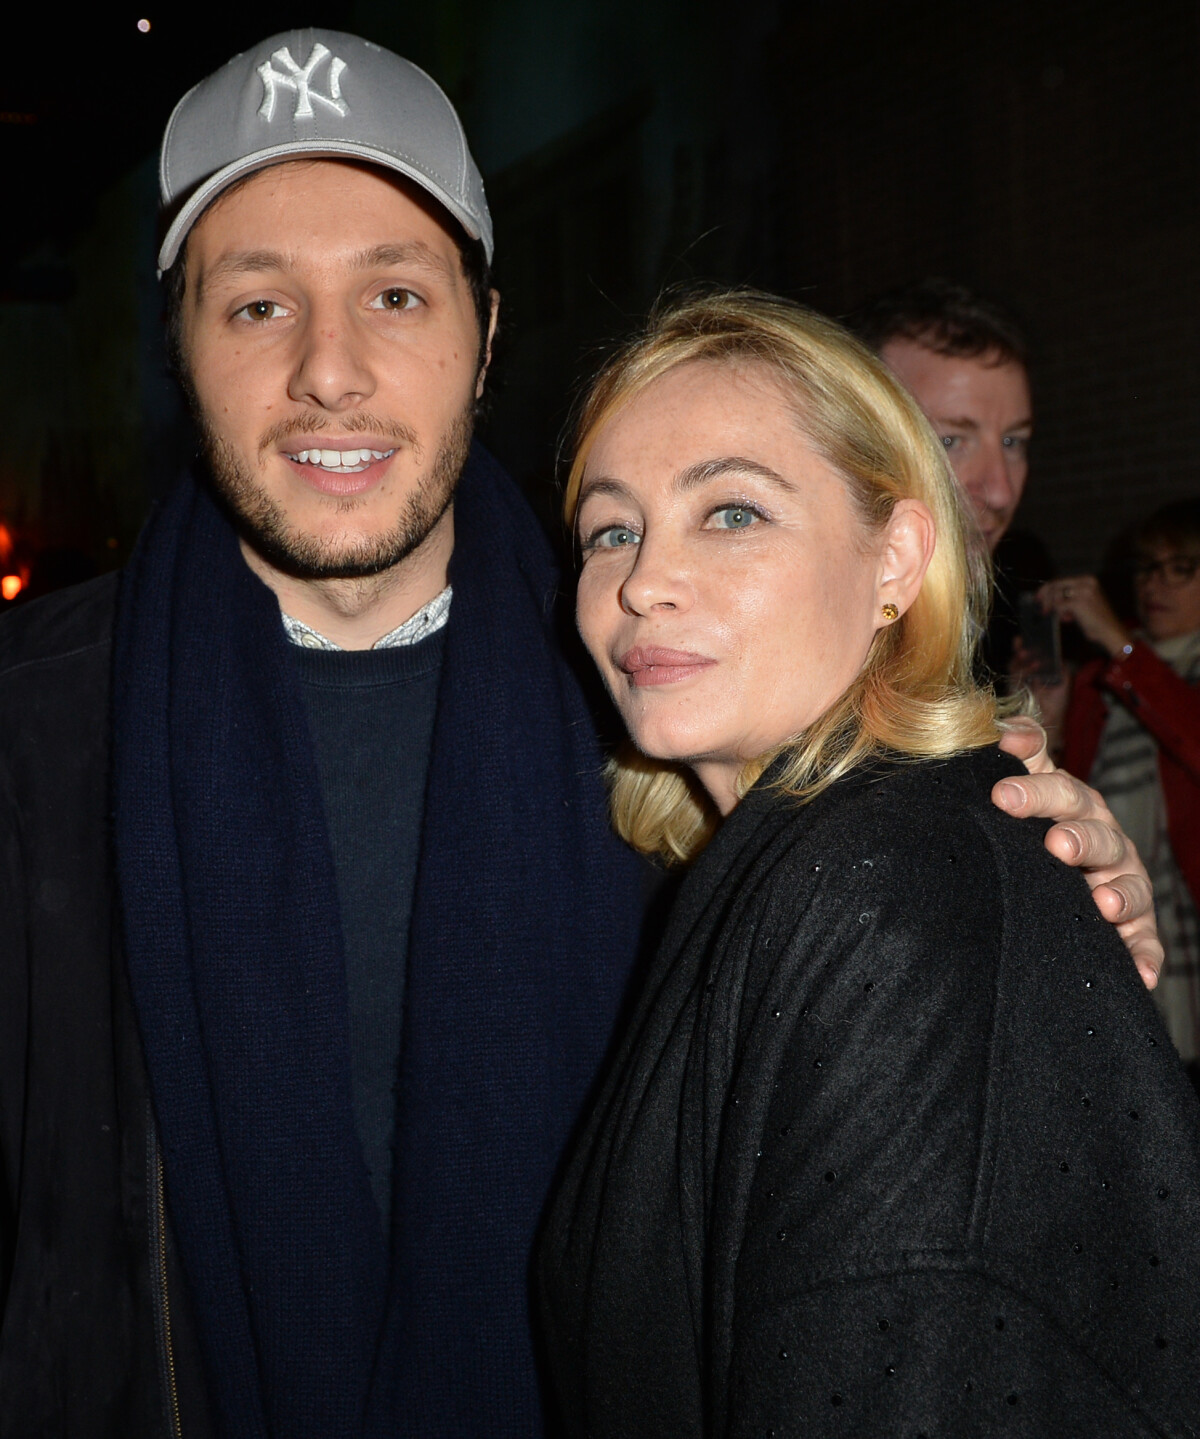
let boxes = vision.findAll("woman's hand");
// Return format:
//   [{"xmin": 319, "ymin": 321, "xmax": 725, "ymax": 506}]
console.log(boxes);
[
  {"xmin": 995, "ymin": 717, "xmax": 1162, "ymax": 989},
  {"xmin": 1038, "ymin": 575, "xmax": 1132, "ymax": 657}
]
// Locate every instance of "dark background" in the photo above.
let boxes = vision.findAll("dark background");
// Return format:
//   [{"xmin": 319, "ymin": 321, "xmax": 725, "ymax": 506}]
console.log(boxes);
[{"xmin": 1, "ymin": 0, "xmax": 1196, "ymax": 595}]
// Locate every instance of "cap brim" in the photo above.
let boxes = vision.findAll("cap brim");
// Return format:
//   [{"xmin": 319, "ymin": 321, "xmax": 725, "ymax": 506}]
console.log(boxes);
[{"xmin": 158, "ymin": 140, "xmax": 489, "ymax": 272}]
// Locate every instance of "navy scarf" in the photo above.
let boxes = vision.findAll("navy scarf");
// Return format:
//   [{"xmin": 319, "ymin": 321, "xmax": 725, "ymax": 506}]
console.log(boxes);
[{"xmin": 113, "ymin": 445, "xmax": 645, "ymax": 1438}]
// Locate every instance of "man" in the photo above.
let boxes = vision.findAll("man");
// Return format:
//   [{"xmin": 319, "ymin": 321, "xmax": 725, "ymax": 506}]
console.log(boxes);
[
  {"xmin": 857, "ymin": 277, "xmax": 1055, "ymax": 682},
  {"xmin": 0, "ymin": 32, "xmax": 1162, "ymax": 1439},
  {"xmin": 856, "ymin": 277, "xmax": 1033, "ymax": 555}
]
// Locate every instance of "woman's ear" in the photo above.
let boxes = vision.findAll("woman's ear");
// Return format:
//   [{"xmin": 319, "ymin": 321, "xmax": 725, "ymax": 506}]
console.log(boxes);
[{"xmin": 875, "ymin": 498, "xmax": 935, "ymax": 627}]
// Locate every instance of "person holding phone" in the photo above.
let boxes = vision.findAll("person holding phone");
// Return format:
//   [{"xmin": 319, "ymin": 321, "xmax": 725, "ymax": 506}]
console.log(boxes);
[{"xmin": 1033, "ymin": 501, "xmax": 1200, "ymax": 1075}]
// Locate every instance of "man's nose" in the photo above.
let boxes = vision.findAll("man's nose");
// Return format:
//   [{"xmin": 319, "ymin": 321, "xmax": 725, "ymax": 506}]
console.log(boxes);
[
  {"xmin": 287, "ymin": 303, "xmax": 377, "ymax": 411},
  {"xmin": 964, "ymin": 440, "xmax": 1019, "ymax": 516}
]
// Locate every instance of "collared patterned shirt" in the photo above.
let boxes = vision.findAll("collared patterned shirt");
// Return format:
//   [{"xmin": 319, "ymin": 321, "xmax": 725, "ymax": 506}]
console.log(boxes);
[{"xmin": 281, "ymin": 586, "xmax": 453, "ymax": 651}]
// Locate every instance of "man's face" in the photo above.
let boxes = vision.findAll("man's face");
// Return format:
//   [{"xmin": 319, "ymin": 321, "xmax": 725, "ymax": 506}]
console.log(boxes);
[
  {"xmin": 880, "ymin": 338, "xmax": 1032, "ymax": 554},
  {"xmin": 180, "ymin": 159, "xmax": 492, "ymax": 580}
]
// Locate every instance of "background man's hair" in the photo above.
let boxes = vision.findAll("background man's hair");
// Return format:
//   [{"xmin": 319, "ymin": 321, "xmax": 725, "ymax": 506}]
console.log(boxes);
[{"xmin": 851, "ymin": 276, "xmax": 1029, "ymax": 368}]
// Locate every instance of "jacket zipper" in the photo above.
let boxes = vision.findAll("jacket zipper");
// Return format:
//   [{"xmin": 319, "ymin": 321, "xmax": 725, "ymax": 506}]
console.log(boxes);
[{"xmin": 148, "ymin": 1111, "xmax": 183, "ymax": 1439}]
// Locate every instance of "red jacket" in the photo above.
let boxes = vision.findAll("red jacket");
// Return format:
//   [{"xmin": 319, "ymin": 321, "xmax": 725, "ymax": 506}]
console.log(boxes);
[{"xmin": 1062, "ymin": 640, "xmax": 1200, "ymax": 908}]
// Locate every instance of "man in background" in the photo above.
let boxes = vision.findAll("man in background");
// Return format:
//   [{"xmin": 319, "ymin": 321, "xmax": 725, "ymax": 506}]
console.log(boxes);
[
  {"xmin": 856, "ymin": 278, "xmax": 1053, "ymax": 678},
  {"xmin": 855, "ymin": 277, "xmax": 1033, "ymax": 554}
]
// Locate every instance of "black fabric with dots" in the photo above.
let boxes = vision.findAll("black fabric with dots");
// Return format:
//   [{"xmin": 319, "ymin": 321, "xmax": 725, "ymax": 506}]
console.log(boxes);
[{"xmin": 538, "ymin": 747, "xmax": 1200, "ymax": 1437}]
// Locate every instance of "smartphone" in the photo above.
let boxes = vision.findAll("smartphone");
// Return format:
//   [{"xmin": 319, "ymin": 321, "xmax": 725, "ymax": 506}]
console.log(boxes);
[{"xmin": 1016, "ymin": 590, "xmax": 1062, "ymax": 687}]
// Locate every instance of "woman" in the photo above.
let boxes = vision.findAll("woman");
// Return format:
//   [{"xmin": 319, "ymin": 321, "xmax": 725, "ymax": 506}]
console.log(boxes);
[
  {"xmin": 537, "ymin": 292, "xmax": 1200, "ymax": 1436},
  {"xmin": 1034, "ymin": 503, "xmax": 1200, "ymax": 1073}
]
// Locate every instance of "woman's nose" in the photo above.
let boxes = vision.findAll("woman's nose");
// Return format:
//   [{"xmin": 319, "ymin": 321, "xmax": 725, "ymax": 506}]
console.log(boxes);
[{"xmin": 619, "ymin": 536, "xmax": 695, "ymax": 617}]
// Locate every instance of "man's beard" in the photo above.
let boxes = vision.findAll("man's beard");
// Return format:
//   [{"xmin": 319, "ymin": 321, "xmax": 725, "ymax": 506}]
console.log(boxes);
[{"xmin": 198, "ymin": 406, "xmax": 474, "ymax": 582}]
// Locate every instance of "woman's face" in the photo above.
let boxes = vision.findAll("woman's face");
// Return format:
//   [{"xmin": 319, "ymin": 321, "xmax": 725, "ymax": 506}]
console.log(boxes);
[
  {"xmin": 575, "ymin": 360, "xmax": 890, "ymax": 815},
  {"xmin": 1134, "ymin": 544, "xmax": 1200, "ymax": 642}
]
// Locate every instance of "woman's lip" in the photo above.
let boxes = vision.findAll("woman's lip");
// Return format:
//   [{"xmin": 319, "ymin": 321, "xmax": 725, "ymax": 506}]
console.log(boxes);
[{"xmin": 618, "ymin": 646, "xmax": 716, "ymax": 687}]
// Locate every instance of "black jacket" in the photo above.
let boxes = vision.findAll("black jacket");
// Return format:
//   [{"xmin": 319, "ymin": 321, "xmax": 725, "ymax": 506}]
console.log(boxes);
[
  {"xmin": 539, "ymin": 748, "xmax": 1200, "ymax": 1437},
  {"xmin": 0, "ymin": 576, "xmax": 213, "ymax": 1438}
]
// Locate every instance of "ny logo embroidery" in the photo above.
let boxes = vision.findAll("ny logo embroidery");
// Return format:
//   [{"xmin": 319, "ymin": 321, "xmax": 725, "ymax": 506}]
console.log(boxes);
[{"xmin": 257, "ymin": 43, "xmax": 348, "ymax": 123}]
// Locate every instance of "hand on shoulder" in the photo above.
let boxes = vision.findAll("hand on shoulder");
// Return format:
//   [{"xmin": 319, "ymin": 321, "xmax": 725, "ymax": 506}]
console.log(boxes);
[{"xmin": 994, "ymin": 719, "xmax": 1161, "ymax": 989}]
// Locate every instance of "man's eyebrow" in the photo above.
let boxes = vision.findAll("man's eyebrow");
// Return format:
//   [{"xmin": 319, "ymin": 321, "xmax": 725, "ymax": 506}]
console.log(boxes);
[
  {"xmin": 196, "ymin": 241, "xmax": 455, "ymax": 301},
  {"xmin": 350, "ymin": 242, "xmax": 455, "ymax": 280},
  {"xmin": 934, "ymin": 415, "xmax": 1034, "ymax": 432},
  {"xmin": 196, "ymin": 249, "xmax": 291, "ymax": 301}
]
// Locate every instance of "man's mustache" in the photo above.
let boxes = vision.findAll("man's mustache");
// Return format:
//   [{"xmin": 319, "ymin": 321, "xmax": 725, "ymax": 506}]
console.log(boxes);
[{"xmin": 257, "ymin": 413, "xmax": 421, "ymax": 455}]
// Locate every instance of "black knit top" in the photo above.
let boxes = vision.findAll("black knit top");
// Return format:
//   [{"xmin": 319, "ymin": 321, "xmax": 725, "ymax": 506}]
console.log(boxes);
[{"xmin": 293, "ymin": 630, "xmax": 444, "ymax": 1229}]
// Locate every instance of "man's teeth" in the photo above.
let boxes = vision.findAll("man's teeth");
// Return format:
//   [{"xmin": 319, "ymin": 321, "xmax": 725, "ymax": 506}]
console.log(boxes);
[{"xmin": 289, "ymin": 448, "xmax": 395, "ymax": 473}]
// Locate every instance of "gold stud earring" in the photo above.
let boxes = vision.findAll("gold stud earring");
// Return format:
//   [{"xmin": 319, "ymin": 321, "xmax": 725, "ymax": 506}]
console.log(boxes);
[{"xmin": 881, "ymin": 603, "xmax": 899, "ymax": 621}]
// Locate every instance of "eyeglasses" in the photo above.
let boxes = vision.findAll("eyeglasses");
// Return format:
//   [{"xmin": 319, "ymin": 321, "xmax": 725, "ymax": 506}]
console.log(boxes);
[{"xmin": 1131, "ymin": 554, "xmax": 1200, "ymax": 586}]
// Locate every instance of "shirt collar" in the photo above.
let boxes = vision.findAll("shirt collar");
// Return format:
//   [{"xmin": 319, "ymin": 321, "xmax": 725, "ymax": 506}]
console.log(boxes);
[{"xmin": 281, "ymin": 586, "xmax": 452, "ymax": 652}]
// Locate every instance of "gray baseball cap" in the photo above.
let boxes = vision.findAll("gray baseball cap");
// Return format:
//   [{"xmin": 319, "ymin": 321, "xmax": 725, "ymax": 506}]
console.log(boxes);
[{"xmin": 158, "ymin": 28, "xmax": 492, "ymax": 272}]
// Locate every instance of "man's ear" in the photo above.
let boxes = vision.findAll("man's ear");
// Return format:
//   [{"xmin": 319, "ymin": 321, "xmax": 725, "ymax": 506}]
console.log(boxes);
[
  {"xmin": 875, "ymin": 498, "xmax": 936, "ymax": 627},
  {"xmin": 476, "ymin": 289, "xmax": 500, "ymax": 399}
]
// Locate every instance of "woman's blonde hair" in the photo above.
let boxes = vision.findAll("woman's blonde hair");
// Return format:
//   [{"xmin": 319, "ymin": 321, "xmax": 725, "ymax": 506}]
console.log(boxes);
[{"xmin": 563, "ymin": 288, "xmax": 1003, "ymax": 863}]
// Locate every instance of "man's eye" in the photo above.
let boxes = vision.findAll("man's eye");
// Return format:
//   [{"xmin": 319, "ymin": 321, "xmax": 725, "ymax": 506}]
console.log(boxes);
[
  {"xmin": 707, "ymin": 505, "xmax": 760, "ymax": 530},
  {"xmin": 1003, "ymin": 435, "xmax": 1030, "ymax": 451},
  {"xmin": 586, "ymin": 525, "xmax": 641, "ymax": 550},
  {"xmin": 369, "ymin": 287, "xmax": 420, "ymax": 311},
  {"xmin": 239, "ymin": 299, "xmax": 285, "ymax": 321}
]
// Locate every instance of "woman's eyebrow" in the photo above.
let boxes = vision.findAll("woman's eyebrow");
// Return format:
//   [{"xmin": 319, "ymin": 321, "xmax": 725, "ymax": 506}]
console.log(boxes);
[
  {"xmin": 577, "ymin": 476, "xmax": 633, "ymax": 505},
  {"xmin": 578, "ymin": 458, "xmax": 796, "ymax": 507},
  {"xmin": 674, "ymin": 456, "xmax": 796, "ymax": 492}
]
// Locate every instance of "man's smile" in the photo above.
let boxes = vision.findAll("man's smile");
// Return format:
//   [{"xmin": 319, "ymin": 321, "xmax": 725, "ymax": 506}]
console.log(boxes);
[{"xmin": 284, "ymin": 446, "xmax": 397, "ymax": 475}]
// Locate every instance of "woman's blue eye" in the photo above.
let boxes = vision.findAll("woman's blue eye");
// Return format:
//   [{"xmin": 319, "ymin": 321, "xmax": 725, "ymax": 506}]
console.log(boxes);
[
  {"xmin": 590, "ymin": 526, "xmax": 640, "ymax": 549},
  {"xmin": 710, "ymin": 506, "xmax": 758, "ymax": 530}
]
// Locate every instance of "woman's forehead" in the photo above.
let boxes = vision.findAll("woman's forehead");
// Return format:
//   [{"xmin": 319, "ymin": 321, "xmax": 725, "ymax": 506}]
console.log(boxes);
[{"xmin": 590, "ymin": 359, "xmax": 800, "ymax": 456}]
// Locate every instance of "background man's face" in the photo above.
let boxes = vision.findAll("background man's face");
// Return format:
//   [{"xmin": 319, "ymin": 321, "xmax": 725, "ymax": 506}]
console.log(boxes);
[
  {"xmin": 180, "ymin": 159, "xmax": 488, "ymax": 579},
  {"xmin": 881, "ymin": 338, "xmax": 1032, "ymax": 554}
]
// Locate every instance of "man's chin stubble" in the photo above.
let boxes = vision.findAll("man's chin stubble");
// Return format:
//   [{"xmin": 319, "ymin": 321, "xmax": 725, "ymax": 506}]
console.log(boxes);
[{"xmin": 200, "ymin": 409, "xmax": 474, "ymax": 582}]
